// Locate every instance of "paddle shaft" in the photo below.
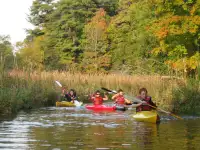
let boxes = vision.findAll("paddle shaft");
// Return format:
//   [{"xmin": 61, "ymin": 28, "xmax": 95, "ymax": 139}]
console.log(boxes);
[
  {"xmin": 101, "ymin": 87, "xmax": 183, "ymax": 120},
  {"xmin": 145, "ymin": 104, "xmax": 183, "ymax": 120}
]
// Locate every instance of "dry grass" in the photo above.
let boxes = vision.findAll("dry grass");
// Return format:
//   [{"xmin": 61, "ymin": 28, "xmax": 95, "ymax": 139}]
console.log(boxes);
[
  {"xmin": 8, "ymin": 70, "xmax": 184, "ymax": 109},
  {"xmin": 2, "ymin": 69, "xmax": 199, "ymax": 115}
]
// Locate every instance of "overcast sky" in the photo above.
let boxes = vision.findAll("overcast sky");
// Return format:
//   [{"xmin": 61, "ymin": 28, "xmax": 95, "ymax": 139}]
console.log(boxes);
[{"xmin": 0, "ymin": 0, "xmax": 34, "ymax": 44}]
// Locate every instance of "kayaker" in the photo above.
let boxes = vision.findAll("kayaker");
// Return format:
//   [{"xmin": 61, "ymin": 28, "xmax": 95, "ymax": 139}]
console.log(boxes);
[
  {"xmin": 132, "ymin": 88, "xmax": 157, "ymax": 112},
  {"xmin": 65, "ymin": 89, "xmax": 77, "ymax": 103},
  {"xmin": 112, "ymin": 89, "xmax": 132, "ymax": 106},
  {"xmin": 91, "ymin": 90, "xmax": 108, "ymax": 105}
]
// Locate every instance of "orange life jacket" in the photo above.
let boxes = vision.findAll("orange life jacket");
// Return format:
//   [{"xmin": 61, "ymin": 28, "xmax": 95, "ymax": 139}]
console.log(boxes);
[
  {"xmin": 115, "ymin": 95, "xmax": 125, "ymax": 105},
  {"xmin": 93, "ymin": 96, "xmax": 103, "ymax": 105},
  {"xmin": 136, "ymin": 96, "xmax": 152, "ymax": 112}
]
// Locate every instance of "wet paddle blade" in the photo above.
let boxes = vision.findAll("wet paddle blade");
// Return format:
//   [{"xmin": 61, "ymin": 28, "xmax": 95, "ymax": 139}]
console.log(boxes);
[
  {"xmin": 55, "ymin": 81, "xmax": 62, "ymax": 87},
  {"xmin": 101, "ymin": 87, "xmax": 117, "ymax": 93}
]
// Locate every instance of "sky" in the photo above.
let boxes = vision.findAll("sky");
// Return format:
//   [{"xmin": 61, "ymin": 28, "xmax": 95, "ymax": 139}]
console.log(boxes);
[{"xmin": 0, "ymin": 0, "xmax": 34, "ymax": 44}]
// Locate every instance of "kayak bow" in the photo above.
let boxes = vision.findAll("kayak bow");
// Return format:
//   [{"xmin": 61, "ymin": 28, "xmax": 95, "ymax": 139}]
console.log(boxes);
[{"xmin": 133, "ymin": 111, "xmax": 160, "ymax": 123}]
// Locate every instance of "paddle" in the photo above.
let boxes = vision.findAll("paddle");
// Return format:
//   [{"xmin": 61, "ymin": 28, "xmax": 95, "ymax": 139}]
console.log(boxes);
[
  {"xmin": 101, "ymin": 87, "xmax": 183, "ymax": 120},
  {"xmin": 55, "ymin": 80, "xmax": 62, "ymax": 88},
  {"xmin": 101, "ymin": 87, "xmax": 141, "ymax": 103}
]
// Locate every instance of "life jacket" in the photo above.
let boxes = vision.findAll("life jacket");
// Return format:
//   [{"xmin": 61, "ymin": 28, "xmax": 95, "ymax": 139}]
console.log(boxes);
[
  {"xmin": 93, "ymin": 96, "xmax": 103, "ymax": 105},
  {"xmin": 136, "ymin": 96, "xmax": 152, "ymax": 112},
  {"xmin": 65, "ymin": 93, "xmax": 76, "ymax": 102},
  {"xmin": 115, "ymin": 95, "xmax": 125, "ymax": 105}
]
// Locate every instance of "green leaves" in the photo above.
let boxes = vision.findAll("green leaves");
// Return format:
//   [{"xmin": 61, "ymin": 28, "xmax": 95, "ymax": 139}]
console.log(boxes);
[
  {"xmin": 0, "ymin": 35, "xmax": 14, "ymax": 71},
  {"xmin": 15, "ymin": 0, "xmax": 200, "ymax": 76}
]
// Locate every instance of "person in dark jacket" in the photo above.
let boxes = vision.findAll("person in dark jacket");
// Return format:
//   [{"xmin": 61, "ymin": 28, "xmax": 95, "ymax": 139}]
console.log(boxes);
[
  {"xmin": 132, "ymin": 88, "xmax": 157, "ymax": 112},
  {"xmin": 65, "ymin": 89, "xmax": 77, "ymax": 103}
]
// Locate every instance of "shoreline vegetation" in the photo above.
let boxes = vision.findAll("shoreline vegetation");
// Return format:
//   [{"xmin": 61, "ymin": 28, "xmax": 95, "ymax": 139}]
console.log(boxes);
[
  {"xmin": 0, "ymin": 70, "xmax": 200, "ymax": 116},
  {"xmin": 1, "ymin": 0, "xmax": 200, "ymax": 116}
]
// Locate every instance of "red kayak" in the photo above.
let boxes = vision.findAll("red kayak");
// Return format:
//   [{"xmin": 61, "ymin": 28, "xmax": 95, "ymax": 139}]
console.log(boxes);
[{"xmin": 85, "ymin": 104, "xmax": 116, "ymax": 111}]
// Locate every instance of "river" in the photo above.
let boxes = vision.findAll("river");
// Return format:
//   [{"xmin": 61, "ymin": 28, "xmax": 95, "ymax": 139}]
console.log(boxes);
[{"xmin": 0, "ymin": 106, "xmax": 200, "ymax": 150}]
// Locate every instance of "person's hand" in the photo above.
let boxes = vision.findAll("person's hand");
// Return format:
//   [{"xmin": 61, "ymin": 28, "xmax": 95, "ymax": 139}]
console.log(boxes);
[
  {"xmin": 138, "ymin": 103, "xmax": 143, "ymax": 106},
  {"xmin": 142, "ymin": 101, "xmax": 147, "ymax": 104}
]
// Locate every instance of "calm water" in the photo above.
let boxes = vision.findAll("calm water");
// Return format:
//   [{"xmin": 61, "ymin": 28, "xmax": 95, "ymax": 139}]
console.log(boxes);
[{"xmin": 0, "ymin": 106, "xmax": 200, "ymax": 150}]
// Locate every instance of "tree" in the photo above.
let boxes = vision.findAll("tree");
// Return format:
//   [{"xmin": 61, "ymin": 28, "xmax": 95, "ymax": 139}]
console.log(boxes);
[
  {"xmin": 149, "ymin": 0, "xmax": 200, "ymax": 76},
  {"xmin": 82, "ymin": 8, "xmax": 110, "ymax": 72},
  {"xmin": 107, "ymin": 0, "xmax": 159, "ymax": 74},
  {"xmin": 26, "ymin": 0, "xmax": 119, "ymax": 70},
  {"xmin": 29, "ymin": 0, "xmax": 55, "ymax": 26},
  {"xmin": 16, "ymin": 36, "xmax": 44, "ymax": 71},
  {"xmin": 0, "ymin": 35, "xmax": 14, "ymax": 71}
]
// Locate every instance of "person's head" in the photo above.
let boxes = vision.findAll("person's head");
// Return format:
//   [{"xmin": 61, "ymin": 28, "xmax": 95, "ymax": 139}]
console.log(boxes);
[
  {"xmin": 69, "ymin": 89, "xmax": 76, "ymax": 96},
  {"xmin": 139, "ymin": 88, "xmax": 148, "ymax": 99},
  {"xmin": 95, "ymin": 90, "xmax": 101, "ymax": 97},
  {"xmin": 118, "ymin": 89, "xmax": 124, "ymax": 95}
]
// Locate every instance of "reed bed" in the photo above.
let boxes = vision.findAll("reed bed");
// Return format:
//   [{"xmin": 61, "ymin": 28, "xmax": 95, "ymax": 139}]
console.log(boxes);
[{"xmin": 1, "ymin": 69, "xmax": 199, "ymax": 115}]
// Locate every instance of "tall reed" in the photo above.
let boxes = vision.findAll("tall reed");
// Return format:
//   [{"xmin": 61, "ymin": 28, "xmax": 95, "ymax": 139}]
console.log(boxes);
[
  {"xmin": 1, "ymin": 69, "xmax": 199, "ymax": 115},
  {"xmin": 172, "ymin": 68, "xmax": 200, "ymax": 115}
]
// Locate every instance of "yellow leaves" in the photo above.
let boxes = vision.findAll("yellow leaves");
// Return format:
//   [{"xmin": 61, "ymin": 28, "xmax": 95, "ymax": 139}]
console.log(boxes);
[
  {"xmin": 169, "ymin": 24, "xmax": 183, "ymax": 35},
  {"xmin": 151, "ymin": 40, "xmax": 169, "ymax": 56},
  {"xmin": 188, "ymin": 52, "xmax": 200, "ymax": 70},
  {"xmin": 190, "ymin": 5, "xmax": 196, "ymax": 16},
  {"xmin": 174, "ymin": 0, "xmax": 184, "ymax": 5},
  {"xmin": 165, "ymin": 53, "xmax": 200, "ymax": 72}
]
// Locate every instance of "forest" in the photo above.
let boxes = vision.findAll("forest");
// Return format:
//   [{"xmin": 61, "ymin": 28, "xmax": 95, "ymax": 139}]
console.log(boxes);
[{"xmin": 0, "ymin": 0, "xmax": 200, "ymax": 115}]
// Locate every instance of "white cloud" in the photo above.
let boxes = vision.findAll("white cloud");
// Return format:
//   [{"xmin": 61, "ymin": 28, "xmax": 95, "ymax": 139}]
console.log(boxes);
[{"xmin": 0, "ymin": 0, "xmax": 34, "ymax": 44}]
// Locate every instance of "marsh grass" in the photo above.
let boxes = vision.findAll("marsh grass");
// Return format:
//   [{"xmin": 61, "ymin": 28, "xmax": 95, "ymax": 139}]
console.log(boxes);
[
  {"xmin": 172, "ymin": 74, "xmax": 200, "ymax": 115},
  {"xmin": 1, "ymin": 69, "xmax": 199, "ymax": 115}
]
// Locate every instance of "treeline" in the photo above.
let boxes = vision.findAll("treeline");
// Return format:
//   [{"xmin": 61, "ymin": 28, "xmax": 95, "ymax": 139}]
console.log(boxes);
[{"xmin": 2, "ymin": 0, "xmax": 200, "ymax": 76}]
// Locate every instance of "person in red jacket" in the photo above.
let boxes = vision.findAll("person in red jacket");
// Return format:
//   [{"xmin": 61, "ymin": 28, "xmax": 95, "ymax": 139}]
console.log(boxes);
[
  {"xmin": 91, "ymin": 90, "xmax": 108, "ymax": 105},
  {"xmin": 132, "ymin": 88, "xmax": 157, "ymax": 112},
  {"xmin": 112, "ymin": 89, "xmax": 132, "ymax": 106}
]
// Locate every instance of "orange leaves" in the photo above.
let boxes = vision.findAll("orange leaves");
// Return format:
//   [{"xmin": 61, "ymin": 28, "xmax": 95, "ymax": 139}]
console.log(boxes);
[
  {"xmin": 155, "ymin": 27, "xmax": 169, "ymax": 39},
  {"xmin": 190, "ymin": 5, "xmax": 196, "ymax": 16},
  {"xmin": 87, "ymin": 8, "xmax": 107, "ymax": 31},
  {"xmin": 150, "ymin": 15, "xmax": 200, "ymax": 39}
]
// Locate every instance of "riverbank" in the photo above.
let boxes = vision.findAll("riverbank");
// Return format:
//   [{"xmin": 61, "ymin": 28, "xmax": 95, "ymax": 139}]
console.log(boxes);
[{"xmin": 0, "ymin": 70, "xmax": 199, "ymax": 115}]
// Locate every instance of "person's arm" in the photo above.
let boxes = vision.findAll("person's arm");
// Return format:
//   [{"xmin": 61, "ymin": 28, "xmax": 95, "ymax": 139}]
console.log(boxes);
[
  {"xmin": 132, "ymin": 102, "xmax": 143, "ymax": 108},
  {"xmin": 90, "ymin": 94, "xmax": 95, "ymax": 102},
  {"xmin": 125, "ymin": 99, "xmax": 132, "ymax": 104},
  {"xmin": 61, "ymin": 88, "xmax": 66, "ymax": 96},
  {"xmin": 70, "ymin": 95, "xmax": 76, "ymax": 103},
  {"xmin": 112, "ymin": 93, "xmax": 119, "ymax": 100},
  {"xmin": 103, "ymin": 93, "xmax": 108, "ymax": 100}
]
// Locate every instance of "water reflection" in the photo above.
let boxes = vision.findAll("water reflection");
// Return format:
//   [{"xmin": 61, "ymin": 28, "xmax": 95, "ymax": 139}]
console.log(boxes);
[
  {"xmin": 131, "ymin": 122, "xmax": 158, "ymax": 149},
  {"xmin": 0, "ymin": 107, "xmax": 200, "ymax": 150}
]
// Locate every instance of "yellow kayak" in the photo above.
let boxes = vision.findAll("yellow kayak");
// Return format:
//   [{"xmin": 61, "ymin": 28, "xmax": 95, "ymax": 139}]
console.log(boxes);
[
  {"xmin": 56, "ymin": 101, "xmax": 75, "ymax": 107},
  {"xmin": 133, "ymin": 111, "xmax": 160, "ymax": 123}
]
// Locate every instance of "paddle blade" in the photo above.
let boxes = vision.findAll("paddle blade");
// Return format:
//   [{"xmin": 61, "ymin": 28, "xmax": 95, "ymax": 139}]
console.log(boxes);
[
  {"xmin": 74, "ymin": 100, "xmax": 83, "ymax": 107},
  {"xmin": 124, "ymin": 95, "xmax": 142, "ymax": 103},
  {"xmin": 55, "ymin": 81, "xmax": 62, "ymax": 87},
  {"xmin": 101, "ymin": 87, "xmax": 117, "ymax": 93}
]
